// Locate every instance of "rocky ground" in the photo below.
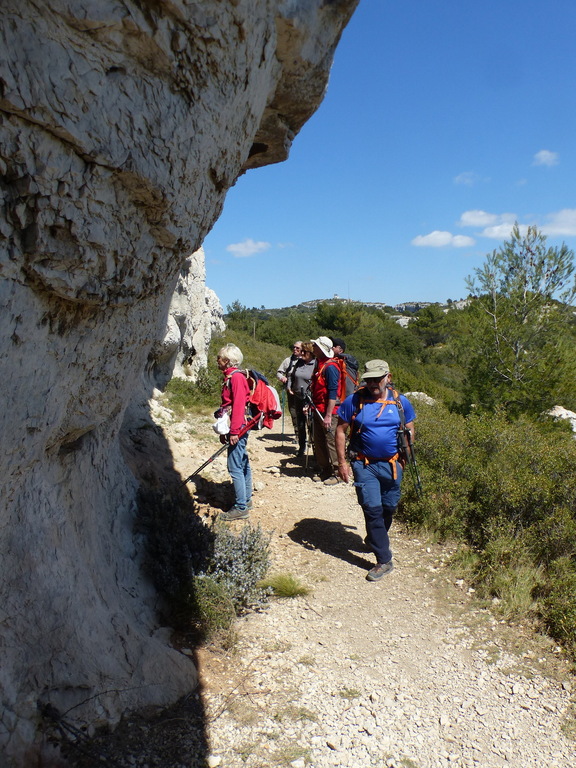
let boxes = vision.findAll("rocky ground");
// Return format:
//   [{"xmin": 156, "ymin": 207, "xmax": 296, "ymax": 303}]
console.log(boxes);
[{"xmin": 64, "ymin": 407, "xmax": 576, "ymax": 768}]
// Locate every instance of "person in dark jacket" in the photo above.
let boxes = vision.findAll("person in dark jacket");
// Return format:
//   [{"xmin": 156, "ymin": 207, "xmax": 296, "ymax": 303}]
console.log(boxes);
[
  {"xmin": 277, "ymin": 341, "xmax": 302, "ymax": 441},
  {"xmin": 288, "ymin": 341, "xmax": 317, "ymax": 457},
  {"xmin": 331, "ymin": 337, "xmax": 359, "ymax": 397}
]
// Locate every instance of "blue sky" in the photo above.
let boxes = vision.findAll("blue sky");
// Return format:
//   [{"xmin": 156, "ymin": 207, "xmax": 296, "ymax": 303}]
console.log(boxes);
[{"xmin": 203, "ymin": 0, "xmax": 576, "ymax": 311}]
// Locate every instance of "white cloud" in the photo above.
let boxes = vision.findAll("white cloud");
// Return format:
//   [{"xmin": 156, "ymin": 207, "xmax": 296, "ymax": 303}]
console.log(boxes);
[
  {"xmin": 452, "ymin": 234, "xmax": 477, "ymax": 247},
  {"xmin": 482, "ymin": 223, "xmax": 527, "ymax": 239},
  {"xmin": 459, "ymin": 210, "xmax": 515, "ymax": 228},
  {"xmin": 454, "ymin": 171, "xmax": 478, "ymax": 186},
  {"xmin": 459, "ymin": 210, "xmax": 518, "ymax": 238},
  {"xmin": 533, "ymin": 149, "xmax": 559, "ymax": 167},
  {"xmin": 226, "ymin": 238, "xmax": 271, "ymax": 258},
  {"xmin": 542, "ymin": 209, "xmax": 576, "ymax": 236},
  {"xmin": 411, "ymin": 230, "xmax": 475, "ymax": 248}
]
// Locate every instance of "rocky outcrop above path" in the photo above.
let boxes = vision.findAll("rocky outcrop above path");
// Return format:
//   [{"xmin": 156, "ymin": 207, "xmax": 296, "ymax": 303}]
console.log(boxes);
[
  {"xmin": 0, "ymin": 1, "xmax": 358, "ymax": 763},
  {"xmin": 150, "ymin": 248, "xmax": 225, "ymax": 388}
]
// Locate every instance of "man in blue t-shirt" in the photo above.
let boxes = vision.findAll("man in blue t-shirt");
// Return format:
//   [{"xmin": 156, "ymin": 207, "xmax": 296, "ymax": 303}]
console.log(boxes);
[{"xmin": 335, "ymin": 359, "xmax": 416, "ymax": 582}]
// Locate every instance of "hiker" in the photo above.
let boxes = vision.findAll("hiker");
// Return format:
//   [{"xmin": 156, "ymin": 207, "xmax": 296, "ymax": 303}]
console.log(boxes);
[
  {"xmin": 331, "ymin": 337, "xmax": 359, "ymax": 397},
  {"xmin": 308, "ymin": 336, "xmax": 344, "ymax": 485},
  {"xmin": 277, "ymin": 341, "xmax": 302, "ymax": 441},
  {"xmin": 288, "ymin": 341, "xmax": 317, "ymax": 457},
  {"xmin": 215, "ymin": 343, "xmax": 253, "ymax": 521},
  {"xmin": 335, "ymin": 359, "xmax": 416, "ymax": 581}
]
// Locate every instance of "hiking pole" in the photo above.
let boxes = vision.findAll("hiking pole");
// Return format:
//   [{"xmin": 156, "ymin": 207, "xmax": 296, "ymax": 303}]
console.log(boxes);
[
  {"xmin": 300, "ymin": 386, "xmax": 312, "ymax": 468},
  {"xmin": 398, "ymin": 427, "xmax": 423, "ymax": 498},
  {"xmin": 304, "ymin": 392, "xmax": 330, "ymax": 431},
  {"xmin": 182, "ymin": 414, "xmax": 260, "ymax": 485},
  {"xmin": 305, "ymin": 407, "xmax": 314, "ymax": 469},
  {"xmin": 280, "ymin": 388, "xmax": 286, "ymax": 446}
]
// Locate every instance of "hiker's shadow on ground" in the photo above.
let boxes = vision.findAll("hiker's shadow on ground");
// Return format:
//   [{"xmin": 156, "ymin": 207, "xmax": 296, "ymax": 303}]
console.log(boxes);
[
  {"xmin": 257, "ymin": 432, "xmax": 291, "ymax": 443},
  {"xmin": 287, "ymin": 517, "xmax": 373, "ymax": 571},
  {"xmin": 263, "ymin": 444, "xmax": 294, "ymax": 455},
  {"xmin": 275, "ymin": 456, "xmax": 315, "ymax": 478}
]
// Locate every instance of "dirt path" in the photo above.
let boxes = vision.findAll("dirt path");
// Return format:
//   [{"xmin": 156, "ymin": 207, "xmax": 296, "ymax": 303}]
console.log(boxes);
[
  {"xmin": 67, "ymin": 408, "xmax": 575, "ymax": 768},
  {"xmin": 168, "ymin": 413, "xmax": 575, "ymax": 768}
]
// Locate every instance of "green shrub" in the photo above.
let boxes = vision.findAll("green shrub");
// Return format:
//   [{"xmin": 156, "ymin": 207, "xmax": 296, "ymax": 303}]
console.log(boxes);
[
  {"xmin": 207, "ymin": 522, "xmax": 272, "ymax": 613},
  {"xmin": 399, "ymin": 401, "xmax": 576, "ymax": 658},
  {"xmin": 135, "ymin": 486, "xmax": 215, "ymax": 627},
  {"xmin": 540, "ymin": 558, "xmax": 576, "ymax": 653},
  {"xmin": 164, "ymin": 366, "xmax": 221, "ymax": 415},
  {"xmin": 188, "ymin": 574, "xmax": 236, "ymax": 640},
  {"xmin": 468, "ymin": 534, "xmax": 544, "ymax": 618},
  {"xmin": 136, "ymin": 487, "xmax": 272, "ymax": 639},
  {"xmin": 259, "ymin": 573, "xmax": 312, "ymax": 598}
]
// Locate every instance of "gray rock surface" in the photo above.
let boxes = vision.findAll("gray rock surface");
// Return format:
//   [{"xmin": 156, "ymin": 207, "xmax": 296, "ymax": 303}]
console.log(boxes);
[
  {"xmin": 0, "ymin": 1, "xmax": 358, "ymax": 763},
  {"xmin": 150, "ymin": 248, "xmax": 225, "ymax": 388}
]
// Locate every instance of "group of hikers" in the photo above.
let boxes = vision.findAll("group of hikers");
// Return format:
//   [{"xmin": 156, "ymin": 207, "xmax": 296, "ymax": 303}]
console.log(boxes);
[{"xmin": 212, "ymin": 338, "xmax": 416, "ymax": 582}]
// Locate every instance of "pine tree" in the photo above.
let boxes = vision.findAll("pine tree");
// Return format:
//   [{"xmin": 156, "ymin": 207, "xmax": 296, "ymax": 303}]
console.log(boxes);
[{"xmin": 464, "ymin": 225, "xmax": 576, "ymax": 416}]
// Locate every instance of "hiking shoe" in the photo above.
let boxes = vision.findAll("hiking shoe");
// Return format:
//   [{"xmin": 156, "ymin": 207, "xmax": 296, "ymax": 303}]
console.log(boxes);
[
  {"xmin": 366, "ymin": 561, "xmax": 394, "ymax": 581},
  {"xmin": 220, "ymin": 505, "xmax": 249, "ymax": 521},
  {"xmin": 311, "ymin": 474, "xmax": 322, "ymax": 482},
  {"xmin": 323, "ymin": 475, "xmax": 342, "ymax": 486},
  {"xmin": 246, "ymin": 499, "xmax": 253, "ymax": 510}
]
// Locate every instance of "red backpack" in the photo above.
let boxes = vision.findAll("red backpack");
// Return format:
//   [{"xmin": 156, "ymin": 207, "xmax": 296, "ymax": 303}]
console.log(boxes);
[{"xmin": 228, "ymin": 369, "xmax": 282, "ymax": 429}]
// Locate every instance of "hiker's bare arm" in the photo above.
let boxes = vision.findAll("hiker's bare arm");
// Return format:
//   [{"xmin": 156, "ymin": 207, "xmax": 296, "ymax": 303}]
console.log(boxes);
[
  {"xmin": 406, "ymin": 421, "xmax": 415, "ymax": 444},
  {"xmin": 335, "ymin": 419, "xmax": 350, "ymax": 483},
  {"xmin": 324, "ymin": 398, "xmax": 337, "ymax": 429}
]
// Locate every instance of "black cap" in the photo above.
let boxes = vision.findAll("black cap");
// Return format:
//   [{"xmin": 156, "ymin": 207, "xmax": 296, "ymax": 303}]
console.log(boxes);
[{"xmin": 331, "ymin": 337, "xmax": 346, "ymax": 352}]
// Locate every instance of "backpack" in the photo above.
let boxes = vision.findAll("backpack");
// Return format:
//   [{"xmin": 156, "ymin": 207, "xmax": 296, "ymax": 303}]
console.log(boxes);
[
  {"xmin": 229, "ymin": 369, "xmax": 282, "ymax": 429},
  {"xmin": 337, "ymin": 353, "xmax": 359, "ymax": 397},
  {"xmin": 348, "ymin": 387, "xmax": 406, "ymax": 456}
]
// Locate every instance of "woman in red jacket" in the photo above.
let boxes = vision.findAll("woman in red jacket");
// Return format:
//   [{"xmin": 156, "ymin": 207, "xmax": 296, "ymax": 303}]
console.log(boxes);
[{"xmin": 216, "ymin": 343, "xmax": 253, "ymax": 520}]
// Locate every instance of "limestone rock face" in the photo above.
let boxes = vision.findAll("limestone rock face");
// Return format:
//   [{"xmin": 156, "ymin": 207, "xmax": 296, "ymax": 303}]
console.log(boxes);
[
  {"xmin": 0, "ymin": 0, "xmax": 358, "ymax": 763},
  {"xmin": 150, "ymin": 248, "xmax": 225, "ymax": 388}
]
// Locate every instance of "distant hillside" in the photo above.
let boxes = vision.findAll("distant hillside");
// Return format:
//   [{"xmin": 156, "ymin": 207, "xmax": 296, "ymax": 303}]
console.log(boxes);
[{"xmin": 257, "ymin": 296, "xmax": 469, "ymax": 316}]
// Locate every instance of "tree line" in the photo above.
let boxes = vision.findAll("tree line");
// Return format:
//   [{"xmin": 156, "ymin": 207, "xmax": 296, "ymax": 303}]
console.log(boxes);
[{"xmin": 226, "ymin": 226, "xmax": 576, "ymax": 417}]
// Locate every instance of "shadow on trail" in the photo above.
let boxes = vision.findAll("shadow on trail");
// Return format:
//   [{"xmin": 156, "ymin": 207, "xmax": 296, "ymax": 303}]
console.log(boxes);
[
  {"xmin": 257, "ymin": 432, "xmax": 295, "ymax": 444},
  {"xmin": 287, "ymin": 517, "xmax": 373, "ymax": 571},
  {"xmin": 263, "ymin": 444, "xmax": 295, "ymax": 455}
]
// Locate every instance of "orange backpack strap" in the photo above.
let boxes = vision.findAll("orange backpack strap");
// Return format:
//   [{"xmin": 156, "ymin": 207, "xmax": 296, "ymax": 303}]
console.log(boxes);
[{"xmin": 350, "ymin": 388, "xmax": 403, "ymax": 434}]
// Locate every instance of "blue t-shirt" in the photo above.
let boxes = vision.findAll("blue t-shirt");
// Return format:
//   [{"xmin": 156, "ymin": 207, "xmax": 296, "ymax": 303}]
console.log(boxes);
[
  {"xmin": 338, "ymin": 388, "xmax": 416, "ymax": 458},
  {"xmin": 323, "ymin": 362, "xmax": 340, "ymax": 401}
]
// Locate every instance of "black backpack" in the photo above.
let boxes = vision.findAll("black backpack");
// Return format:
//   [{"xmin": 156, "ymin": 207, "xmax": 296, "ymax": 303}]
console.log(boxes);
[{"xmin": 338, "ymin": 353, "xmax": 359, "ymax": 397}]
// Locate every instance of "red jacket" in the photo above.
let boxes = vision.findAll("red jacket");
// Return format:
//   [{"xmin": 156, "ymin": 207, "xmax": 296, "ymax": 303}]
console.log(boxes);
[
  {"xmin": 311, "ymin": 358, "xmax": 341, "ymax": 415},
  {"xmin": 220, "ymin": 367, "xmax": 250, "ymax": 435}
]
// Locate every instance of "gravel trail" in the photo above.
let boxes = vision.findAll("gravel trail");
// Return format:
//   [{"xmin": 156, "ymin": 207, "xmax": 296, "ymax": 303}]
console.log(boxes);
[
  {"xmin": 180, "ymin": 419, "xmax": 576, "ymax": 768},
  {"xmin": 66, "ymin": 411, "xmax": 576, "ymax": 768}
]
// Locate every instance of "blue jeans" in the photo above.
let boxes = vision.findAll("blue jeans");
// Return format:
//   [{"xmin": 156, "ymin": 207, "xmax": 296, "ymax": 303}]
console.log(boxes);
[
  {"xmin": 352, "ymin": 459, "xmax": 403, "ymax": 564},
  {"xmin": 227, "ymin": 434, "xmax": 252, "ymax": 510}
]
